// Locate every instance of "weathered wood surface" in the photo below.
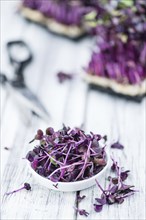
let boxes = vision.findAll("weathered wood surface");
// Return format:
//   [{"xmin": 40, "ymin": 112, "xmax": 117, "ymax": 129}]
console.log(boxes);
[{"xmin": 1, "ymin": 1, "xmax": 146, "ymax": 220}]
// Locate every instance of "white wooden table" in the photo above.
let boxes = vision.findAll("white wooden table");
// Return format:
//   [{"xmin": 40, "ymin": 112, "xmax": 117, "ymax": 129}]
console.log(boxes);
[{"xmin": 1, "ymin": 1, "xmax": 146, "ymax": 219}]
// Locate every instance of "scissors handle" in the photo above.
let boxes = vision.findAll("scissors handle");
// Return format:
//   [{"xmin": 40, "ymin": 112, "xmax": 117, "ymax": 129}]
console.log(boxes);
[
  {"xmin": 7, "ymin": 40, "xmax": 33, "ymax": 83},
  {"xmin": 0, "ymin": 73, "xmax": 7, "ymax": 84},
  {"xmin": 0, "ymin": 73, "xmax": 24, "ymax": 88}
]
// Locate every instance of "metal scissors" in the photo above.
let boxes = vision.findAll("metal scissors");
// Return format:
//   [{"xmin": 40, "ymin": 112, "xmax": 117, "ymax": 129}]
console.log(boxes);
[{"xmin": 0, "ymin": 40, "xmax": 50, "ymax": 122}]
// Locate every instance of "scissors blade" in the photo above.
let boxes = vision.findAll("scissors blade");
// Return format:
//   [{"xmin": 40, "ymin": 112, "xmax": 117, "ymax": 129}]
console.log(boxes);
[{"xmin": 10, "ymin": 84, "xmax": 50, "ymax": 122}]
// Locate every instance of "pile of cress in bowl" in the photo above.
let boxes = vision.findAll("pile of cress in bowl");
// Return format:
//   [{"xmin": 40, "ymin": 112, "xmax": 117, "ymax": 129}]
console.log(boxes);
[{"xmin": 26, "ymin": 125, "xmax": 108, "ymax": 191}]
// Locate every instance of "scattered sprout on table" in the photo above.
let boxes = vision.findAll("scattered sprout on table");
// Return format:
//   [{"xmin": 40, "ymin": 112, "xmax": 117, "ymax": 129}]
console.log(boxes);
[
  {"xmin": 111, "ymin": 141, "xmax": 124, "ymax": 149},
  {"xmin": 57, "ymin": 71, "xmax": 73, "ymax": 83},
  {"xmin": 94, "ymin": 203, "xmax": 103, "ymax": 212},
  {"xmin": 77, "ymin": 194, "xmax": 86, "ymax": 203},
  {"xmin": 53, "ymin": 183, "xmax": 58, "ymax": 189},
  {"xmin": 94, "ymin": 157, "xmax": 137, "ymax": 212},
  {"xmin": 4, "ymin": 146, "xmax": 10, "ymax": 150},
  {"xmin": 6, "ymin": 183, "xmax": 31, "ymax": 196},
  {"xmin": 74, "ymin": 207, "xmax": 89, "ymax": 217}
]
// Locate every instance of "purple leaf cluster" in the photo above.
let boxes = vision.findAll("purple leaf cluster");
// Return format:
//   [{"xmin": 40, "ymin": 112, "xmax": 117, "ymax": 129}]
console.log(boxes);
[
  {"xmin": 6, "ymin": 183, "xmax": 31, "ymax": 196},
  {"xmin": 22, "ymin": 0, "xmax": 101, "ymax": 26},
  {"xmin": 86, "ymin": 1, "xmax": 146, "ymax": 85},
  {"xmin": 94, "ymin": 158, "xmax": 137, "ymax": 212},
  {"xmin": 26, "ymin": 125, "xmax": 107, "ymax": 182}
]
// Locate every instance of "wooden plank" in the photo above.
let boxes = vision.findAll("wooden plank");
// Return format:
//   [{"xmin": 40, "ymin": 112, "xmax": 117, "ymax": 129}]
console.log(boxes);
[
  {"xmin": 77, "ymin": 91, "xmax": 145, "ymax": 220},
  {"xmin": 0, "ymin": 0, "xmax": 31, "ymax": 177},
  {"xmin": 76, "ymin": 90, "xmax": 115, "ymax": 220}
]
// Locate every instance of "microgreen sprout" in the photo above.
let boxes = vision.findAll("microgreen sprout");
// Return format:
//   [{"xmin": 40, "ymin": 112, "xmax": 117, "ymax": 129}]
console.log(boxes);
[
  {"xmin": 77, "ymin": 194, "xmax": 86, "ymax": 203},
  {"xmin": 57, "ymin": 72, "xmax": 73, "ymax": 83},
  {"xmin": 111, "ymin": 141, "xmax": 124, "ymax": 149},
  {"xmin": 6, "ymin": 183, "xmax": 31, "ymax": 196},
  {"xmin": 74, "ymin": 207, "xmax": 89, "ymax": 217}
]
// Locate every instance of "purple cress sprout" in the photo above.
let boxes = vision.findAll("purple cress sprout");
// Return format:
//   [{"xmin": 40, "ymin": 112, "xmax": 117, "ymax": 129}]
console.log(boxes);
[{"xmin": 6, "ymin": 183, "xmax": 31, "ymax": 196}]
